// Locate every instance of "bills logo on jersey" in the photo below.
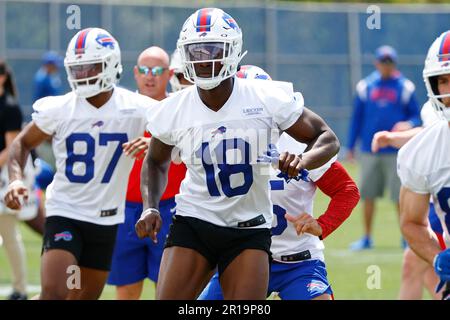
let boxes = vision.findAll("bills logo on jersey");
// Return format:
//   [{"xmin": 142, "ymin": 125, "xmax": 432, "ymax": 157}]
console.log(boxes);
[
  {"xmin": 92, "ymin": 120, "xmax": 104, "ymax": 128},
  {"xmin": 54, "ymin": 231, "xmax": 73, "ymax": 242},
  {"xmin": 222, "ymin": 13, "xmax": 238, "ymax": 30},
  {"xmin": 211, "ymin": 126, "xmax": 227, "ymax": 138},
  {"xmin": 95, "ymin": 34, "xmax": 115, "ymax": 49}
]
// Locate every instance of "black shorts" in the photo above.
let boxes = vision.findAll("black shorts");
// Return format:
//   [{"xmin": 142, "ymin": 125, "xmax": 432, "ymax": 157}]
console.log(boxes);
[
  {"xmin": 42, "ymin": 216, "xmax": 118, "ymax": 271},
  {"xmin": 164, "ymin": 215, "xmax": 272, "ymax": 275}
]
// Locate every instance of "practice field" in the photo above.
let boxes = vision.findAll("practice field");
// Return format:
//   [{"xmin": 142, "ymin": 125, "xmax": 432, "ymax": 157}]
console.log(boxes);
[{"xmin": 0, "ymin": 162, "xmax": 433, "ymax": 300}]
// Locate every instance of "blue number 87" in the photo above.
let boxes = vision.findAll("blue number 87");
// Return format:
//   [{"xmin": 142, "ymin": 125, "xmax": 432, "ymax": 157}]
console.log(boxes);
[{"xmin": 65, "ymin": 132, "xmax": 128, "ymax": 183}]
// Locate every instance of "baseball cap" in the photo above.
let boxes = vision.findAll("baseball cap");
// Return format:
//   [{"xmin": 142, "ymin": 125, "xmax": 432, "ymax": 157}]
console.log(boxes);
[
  {"xmin": 42, "ymin": 51, "xmax": 63, "ymax": 67},
  {"xmin": 375, "ymin": 45, "xmax": 397, "ymax": 64}
]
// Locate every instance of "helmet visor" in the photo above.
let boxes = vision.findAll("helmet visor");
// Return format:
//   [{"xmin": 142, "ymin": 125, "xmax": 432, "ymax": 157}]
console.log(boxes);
[
  {"xmin": 184, "ymin": 42, "xmax": 229, "ymax": 63},
  {"xmin": 69, "ymin": 63, "xmax": 103, "ymax": 79}
]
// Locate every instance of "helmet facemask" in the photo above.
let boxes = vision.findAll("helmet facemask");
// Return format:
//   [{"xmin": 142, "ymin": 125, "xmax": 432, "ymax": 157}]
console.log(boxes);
[
  {"xmin": 179, "ymin": 40, "xmax": 244, "ymax": 90},
  {"xmin": 424, "ymin": 56, "xmax": 450, "ymax": 121},
  {"xmin": 65, "ymin": 53, "xmax": 122, "ymax": 98}
]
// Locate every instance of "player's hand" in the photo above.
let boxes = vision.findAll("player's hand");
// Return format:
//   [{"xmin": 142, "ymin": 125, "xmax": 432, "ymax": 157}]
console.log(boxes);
[
  {"xmin": 371, "ymin": 131, "xmax": 392, "ymax": 153},
  {"xmin": 4, "ymin": 180, "xmax": 28, "ymax": 210},
  {"xmin": 278, "ymin": 152, "xmax": 303, "ymax": 178},
  {"xmin": 433, "ymin": 249, "xmax": 450, "ymax": 293},
  {"xmin": 135, "ymin": 208, "xmax": 162, "ymax": 243},
  {"xmin": 123, "ymin": 137, "xmax": 150, "ymax": 160},
  {"xmin": 285, "ymin": 212, "xmax": 322, "ymax": 237},
  {"xmin": 392, "ymin": 121, "xmax": 413, "ymax": 132}
]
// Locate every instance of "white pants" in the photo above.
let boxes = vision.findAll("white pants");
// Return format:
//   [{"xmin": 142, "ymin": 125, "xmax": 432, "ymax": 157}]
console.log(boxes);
[{"xmin": 0, "ymin": 214, "xmax": 27, "ymax": 294}]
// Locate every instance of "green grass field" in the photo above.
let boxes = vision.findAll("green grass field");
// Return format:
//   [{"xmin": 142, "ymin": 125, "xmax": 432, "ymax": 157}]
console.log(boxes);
[{"xmin": 0, "ymin": 162, "xmax": 432, "ymax": 300}]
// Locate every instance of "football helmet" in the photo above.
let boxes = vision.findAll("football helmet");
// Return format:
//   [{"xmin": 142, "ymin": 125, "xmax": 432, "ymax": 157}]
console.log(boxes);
[
  {"xmin": 64, "ymin": 27, "xmax": 122, "ymax": 98},
  {"xmin": 169, "ymin": 48, "xmax": 190, "ymax": 92},
  {"xmin": 236, "ymin": 65, "xmax": 272, "ymax": 80},
  {"xmin": 177, "ymin": 8, "xmax": 247, "ymax": 90},
  {"xmin": 423, "ymin": 30, "xmax": 450, "ymax": 120}
]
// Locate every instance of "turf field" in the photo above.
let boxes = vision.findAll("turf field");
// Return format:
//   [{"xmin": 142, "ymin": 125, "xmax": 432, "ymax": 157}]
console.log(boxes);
[{"xmin": 0, "ymin": 161, "xmax": 433, "ymax": 300}]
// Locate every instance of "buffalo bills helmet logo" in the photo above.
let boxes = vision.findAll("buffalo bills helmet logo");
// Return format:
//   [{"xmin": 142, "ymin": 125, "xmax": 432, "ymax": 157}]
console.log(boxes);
[
  {"xmin": 95, "ymin": 34, "xmax": 115, "ymax": 49},
  {"xmin": 222, "ymin": 13, "xmax": 238, "ymax": 31}
]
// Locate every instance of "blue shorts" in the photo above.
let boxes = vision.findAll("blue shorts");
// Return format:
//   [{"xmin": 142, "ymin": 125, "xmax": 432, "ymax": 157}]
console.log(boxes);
[
  {"xmin": 198, "ymin": 259, "xmax": 333, "ymax": 300},
  {"xmin": 107, "ymin": 197, "xmax": 176, "ymax": 285}
]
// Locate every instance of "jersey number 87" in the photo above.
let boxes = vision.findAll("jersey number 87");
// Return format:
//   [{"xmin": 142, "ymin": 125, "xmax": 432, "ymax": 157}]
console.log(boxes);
[{"xmin": 65, "ymin": 132, "xmax": 128, "ymax": 183}]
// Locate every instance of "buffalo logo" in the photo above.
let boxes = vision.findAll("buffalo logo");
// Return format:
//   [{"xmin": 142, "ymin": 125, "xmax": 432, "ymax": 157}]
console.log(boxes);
[
  {"xmin": 307, "ymin": 280, "xmax": 328, "ymax": 295},
  {"xmin": 92, "ymin": 120, "xmax": 104, "ymax": 128},
  {"xmin": 54, "ymin": 231, "xmax": 73, "ymax": 242},
  {"xmin": 222, "ymin": 13, "xmax": 238, "ymax": 30},
  {"xmin": 211, "ymin": 126, "xmax": 227, "ymax": 138},
  {"xmin": 95, "ymin": 34, "xmax": 115, "ymax": 49}
]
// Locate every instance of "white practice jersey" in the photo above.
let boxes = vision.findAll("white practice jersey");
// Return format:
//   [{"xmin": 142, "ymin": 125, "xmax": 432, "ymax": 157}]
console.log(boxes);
[
  {"xmin": 32, "ymin": 87, "xmax": 153, "ymax": 225},
  {"xmin": 146, "ymin": 78, "xmax": 304, "ymax": 228},
  {"xmin": 270, "ymin": 133, "xmax": 337, "ymax": 262},
  {"xmin": 397, "ymin": 120, "xmax": 450, "ymax": 246},
  {"xmin": 421, "ymin": 101, "xmax": 440, "ymax": 128}
]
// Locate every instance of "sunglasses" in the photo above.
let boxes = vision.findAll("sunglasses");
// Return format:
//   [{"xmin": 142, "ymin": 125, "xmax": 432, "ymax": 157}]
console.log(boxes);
[{"xmin": 137, "ymin": 65, "xmax": 168, "ymax": 76}]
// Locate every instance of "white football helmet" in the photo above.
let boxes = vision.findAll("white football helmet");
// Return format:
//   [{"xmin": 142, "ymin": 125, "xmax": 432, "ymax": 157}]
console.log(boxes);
[
  {"xmin": 169, "ymin": 48, "xmax": 190, "ymax": 92},
  {"xmin": 423, "ymin": 30, "xmax": 450, "ymax": 121},
  {"xmin": 64, "ymin": 27, "xmax": 122, "ymax": 98},
  {"xmin": 177, "ymin": 8, "xmax": 247, "ymax": 90},
  {"xmin": 236, "ymin": 65, "xmax": 272, "ymax": 80}
]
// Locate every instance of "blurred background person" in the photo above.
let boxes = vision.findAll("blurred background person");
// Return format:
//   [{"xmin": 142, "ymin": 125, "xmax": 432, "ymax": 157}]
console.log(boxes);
[
  {"xmin": 32, "ymin": 51, "xmax": 61, "ymax": 174},
  {"xmin": 347, "ymin": 45, "xmax": 421, "ymax": 251},
  {"xmin": 107, "ymin": 46, "xmax": 187, "ymax": 300},
  {"xmin": 0, "ymin": 59, "xmax": 32, "ymax": 300},
  {"xmin": 33, "ymin": 51, "xmax": 63, "ymax": 102}
]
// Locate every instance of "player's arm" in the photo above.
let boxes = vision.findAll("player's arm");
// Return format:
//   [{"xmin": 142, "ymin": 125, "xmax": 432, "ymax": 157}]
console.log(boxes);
[
  {"xmin": 371, "ymin": 127, "xmax": 423, "ymax": 153},
  {"xmin": 283, "ymin": 107, "xmax": 340, "ymax": 176},
  {"xmin": 399, "ymin": 186, "xmax": 441, "ymax": 265},
  {"xmin": 4, "ymin": 122, "xmax": 52, "ymax": 209},
  {"xmin": 285, "ymin": 162, "xmax": 360, "ymax": 238},
  {"xmin": 136, "ymin": 137, "xmax": 173, "ymax": 242}
]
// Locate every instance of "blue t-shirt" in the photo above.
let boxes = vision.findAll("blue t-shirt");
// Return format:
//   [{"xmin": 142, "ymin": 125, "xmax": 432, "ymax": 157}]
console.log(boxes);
[
  {"xmin": 347, "ymin": 70, "xmax": 421, "ymax": 154},
  {"xmin": 33, "ymin": 68, "xmax": 62, "ymax": 102}
]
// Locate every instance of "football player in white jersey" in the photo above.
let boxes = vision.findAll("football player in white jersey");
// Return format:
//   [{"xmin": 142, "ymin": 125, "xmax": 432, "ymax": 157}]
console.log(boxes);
[
  {"xmin": 4, "ymin": 27, "xmax": 156, "ymax": 300},
  {"xmin": 135, "ymin": 8, "xmax": 340, "ymax": 300},
  {"xmin": 397, "ymin": 31, "xmax": 450, "ymax": 300},
  {"xmin": 198, "ymin": 65, "xmax": 360, "ymax": 300},
  {"xmin": 372, "ymin": 102, "xmax": 444, "ymax": 300}
]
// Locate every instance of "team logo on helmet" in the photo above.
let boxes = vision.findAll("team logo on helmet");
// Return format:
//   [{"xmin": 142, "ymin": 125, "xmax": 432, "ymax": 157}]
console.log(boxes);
[
  {"xmin": 95, "ymin": 34, "xmax": 115, "ymax": 49},
  {"xmin": 222, "ymin": 13, "xmax": 238, "ymax": 31}
]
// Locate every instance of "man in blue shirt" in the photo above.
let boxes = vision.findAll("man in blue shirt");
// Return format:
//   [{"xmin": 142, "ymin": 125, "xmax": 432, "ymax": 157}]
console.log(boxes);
[
  {"xmin": 347, "ymin": 45, "xmax": 421, "ymax": 250},
  {"xmin": 33, "ymin": 51, "xmax": 63, "ymax": 102}
]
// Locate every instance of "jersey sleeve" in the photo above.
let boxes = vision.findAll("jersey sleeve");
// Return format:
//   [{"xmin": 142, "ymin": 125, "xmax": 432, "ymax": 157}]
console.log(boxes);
[
  {"xmin": 307, "ymin": 155, "xmax": 338, "ymax": 182},
  {"xmin": 145, "ymin": 102, "xmax": 175, "ymax": 146},
  {"xmin": 31, "ymin": 97, "xmax": 60, "ymax": 135},
  {"xmin": 259, "ymin": 81, "xmax": 304, "ymax": 131},
  {"xmin": 397, "ymin": 150, "xmax": 429, "ymax": 194}
]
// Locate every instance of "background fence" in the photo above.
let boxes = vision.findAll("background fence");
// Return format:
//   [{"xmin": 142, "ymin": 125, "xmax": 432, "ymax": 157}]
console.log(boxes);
[{"xmin": 1, "ymin": 0, "xmax": 450, "ymax": 147}]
